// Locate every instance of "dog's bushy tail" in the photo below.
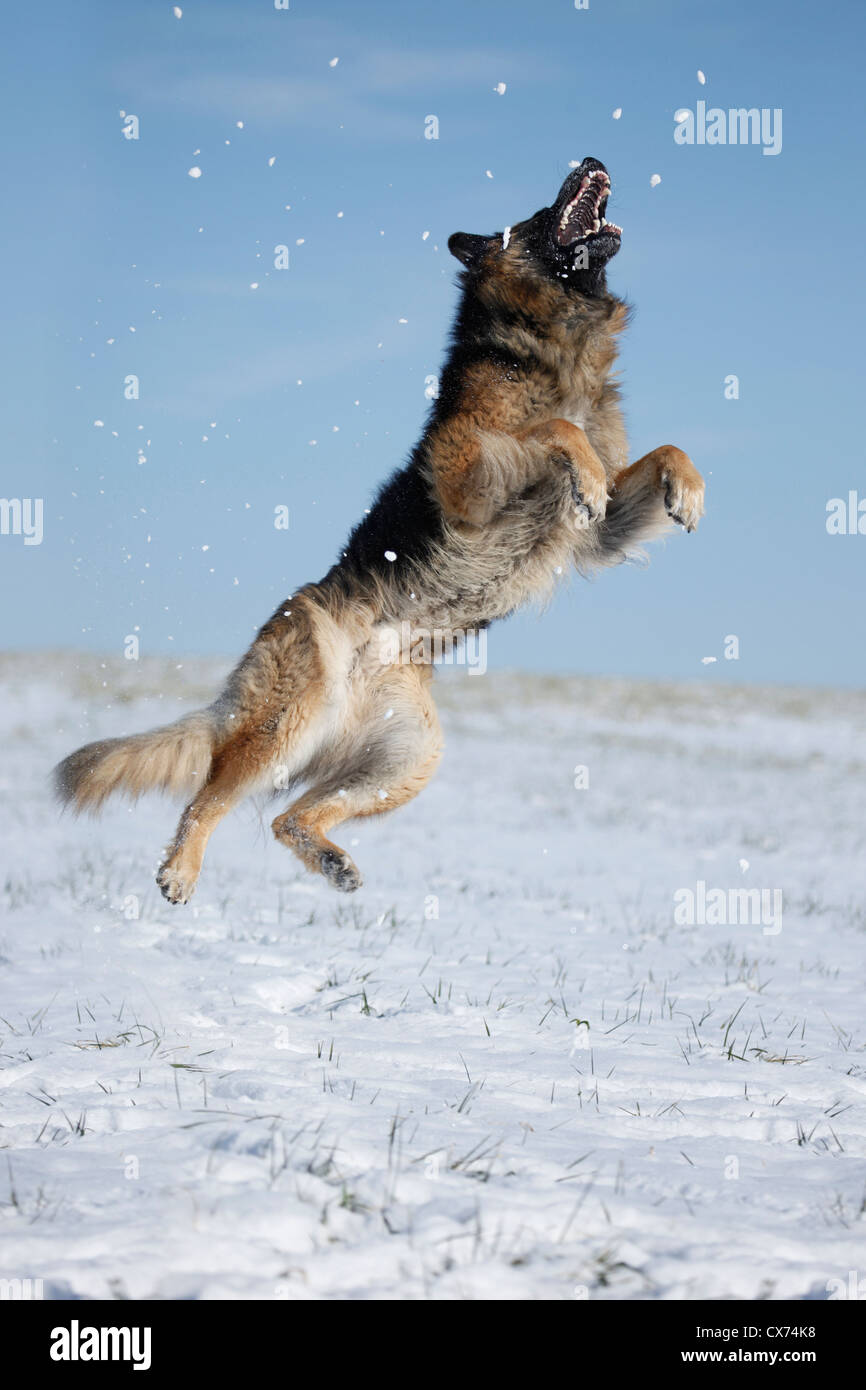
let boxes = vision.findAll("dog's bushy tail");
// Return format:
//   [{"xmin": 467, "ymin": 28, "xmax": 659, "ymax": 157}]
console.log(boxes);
[{"xmin": 54, "ymin": 710, "xmax": 216, "ymax": 814}]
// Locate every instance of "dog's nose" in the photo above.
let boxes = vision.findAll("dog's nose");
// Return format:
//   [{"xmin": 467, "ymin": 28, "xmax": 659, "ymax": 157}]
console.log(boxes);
[{"xmin": 580, "ymin": 156, "xmax": 608, "ymax": 177}]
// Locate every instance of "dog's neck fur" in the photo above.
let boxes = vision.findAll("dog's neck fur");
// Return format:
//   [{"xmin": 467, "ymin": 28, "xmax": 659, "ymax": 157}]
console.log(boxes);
[{"xmin": 449, "ymin": 270, "xmax": 629, "ymax": 438}]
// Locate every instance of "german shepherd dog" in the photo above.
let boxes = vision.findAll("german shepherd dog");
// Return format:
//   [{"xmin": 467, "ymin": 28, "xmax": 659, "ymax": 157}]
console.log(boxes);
[{"xmin": 55, "ymin": 157, "xmax": 704, "ymax": 903}]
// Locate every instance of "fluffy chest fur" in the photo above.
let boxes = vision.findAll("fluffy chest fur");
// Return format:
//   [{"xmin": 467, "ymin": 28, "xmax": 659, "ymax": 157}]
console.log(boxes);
[{"xmin": 335, "ymin": 272, "xmax": 631, "ymax": 631}]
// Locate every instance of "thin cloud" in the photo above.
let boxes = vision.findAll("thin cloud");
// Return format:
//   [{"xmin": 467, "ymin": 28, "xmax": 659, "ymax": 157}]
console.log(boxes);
[{"xmin": 117, "ymin": 38, "xmax": 560, "ymax": 137}]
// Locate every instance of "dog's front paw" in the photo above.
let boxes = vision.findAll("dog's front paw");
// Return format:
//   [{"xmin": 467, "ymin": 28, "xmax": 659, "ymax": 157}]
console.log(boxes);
[
  {"xmin": 658, "ymin": 448, "xmax": 705, "ymax": 533},
  {"xmin": 563, "ymin": 458, "xmax": 608, "ymax": 528}
]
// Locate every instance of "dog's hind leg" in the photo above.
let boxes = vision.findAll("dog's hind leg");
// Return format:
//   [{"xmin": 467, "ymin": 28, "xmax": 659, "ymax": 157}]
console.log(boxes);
[
  {"xmin": 156, "ymin": 735, "xmax": 271, "ymax": 904},
  {"xmin": 156, "ymin": 588, "xmax": 364, "ymax": 904},
  {"xmin": 272, "ymin": 664, "xmax": 442, "ymax": 892}
]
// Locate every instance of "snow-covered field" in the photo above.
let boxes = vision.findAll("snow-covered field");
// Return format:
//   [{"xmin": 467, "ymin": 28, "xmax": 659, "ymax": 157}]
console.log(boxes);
[{"xmin": 1, "ymin": 651, "xmax": 865, "ymax": 1301}]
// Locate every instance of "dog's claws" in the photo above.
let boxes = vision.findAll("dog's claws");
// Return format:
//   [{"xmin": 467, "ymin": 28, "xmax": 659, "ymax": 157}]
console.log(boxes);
[
  {"xmin": 320, "ymin": 850, "xmax": 362, "ymax": 893},
  {"xmin": 661, "ymin": 470, "xmax": 703, "ymax": 533},
  {"xmin": 156, "ymin": 863, "xmax": 196, "ymax": 905},
  {"xmin": 564, "ymin": 462, "xmax": 606, "ymax": 526}
]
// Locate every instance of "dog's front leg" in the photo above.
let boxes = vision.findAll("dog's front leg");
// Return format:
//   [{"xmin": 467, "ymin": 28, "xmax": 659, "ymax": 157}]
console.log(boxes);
[
  {"xmin": 432, "ymin": 416, "xmax": 608, "ymax": 528},
  {"xmin": 599, "ymin": 444, "xmax": 705, "ymax": 555}
]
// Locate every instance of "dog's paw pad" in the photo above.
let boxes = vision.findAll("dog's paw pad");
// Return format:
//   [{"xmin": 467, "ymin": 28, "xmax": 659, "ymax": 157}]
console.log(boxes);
[
  {"xmin": 572, "ymin": 496, "xmax": 602, "ymax": 527},
  {"xmin": 562, "ymin": 461, "xmax": 606, "ymax": 525},
  {"xmin": 570, "ymin": 476, "xmax": 607, "ymax": 525},
  {"xmin": 156, "ymin": 864, "xmax": 196, "ymax": 905},
  {"xmin": 320, "ymin": 850, "xmax": 362, "ymax": 893},
  {"xmin": 662, "ymin": 473, "xmax": 704, "ymax": 533}
]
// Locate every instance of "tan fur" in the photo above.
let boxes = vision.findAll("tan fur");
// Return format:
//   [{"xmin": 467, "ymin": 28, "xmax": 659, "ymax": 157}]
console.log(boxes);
[
  {"xmin": 438, "ymin": 417, "xmax": 609, "ymax": 528},
  {"xmin": 612, "ymin": 445, "xmax": 705, "ymax": 533},
  {"xmin": 54, "ymin": 187, "xmax": 704, "ymax": 904},
  {"xmin": 271, "ymin": 662, "xmax": 442, "ymax": 892},
  {"xmin": 54, "ymin": 712, "xmax": 215, "ymax": 813},
  {"xmin": 430, "ymin": 290, "xmax": 630, "ymax": 524}
]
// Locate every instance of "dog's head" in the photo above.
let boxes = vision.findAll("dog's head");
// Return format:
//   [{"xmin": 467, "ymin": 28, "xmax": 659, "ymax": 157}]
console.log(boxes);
[{"xmin": 448, "ymin": 157, "xmax": 621, "ymax": 301}]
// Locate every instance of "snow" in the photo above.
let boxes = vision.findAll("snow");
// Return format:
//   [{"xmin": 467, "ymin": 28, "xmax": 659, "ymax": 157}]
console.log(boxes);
[
  {"xmin": 612, "ymin": 107, "xmax": 622, "ymax": 120},
  {"xmin": 650, "ymin": 174, "xmax": 662, "ymax": 187},
  {"xmin": 187, "ymin": 166, "xmax": 202, "ymax": 179},
  {"xmin": 1, "ymin": 652, "xmax": 865, "ymax": 1301}
]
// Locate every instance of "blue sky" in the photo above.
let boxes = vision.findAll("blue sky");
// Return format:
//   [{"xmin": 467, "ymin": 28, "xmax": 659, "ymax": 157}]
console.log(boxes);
[{"xmin": 2, "ymin": 0, "xmax": 864, "ymax": 686}]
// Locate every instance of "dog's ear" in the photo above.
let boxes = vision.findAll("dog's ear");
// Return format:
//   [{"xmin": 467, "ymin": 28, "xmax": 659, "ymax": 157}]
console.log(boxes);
[{"xmin": 448, "ymin": 232, "xmax": 489, "ymax": 268}]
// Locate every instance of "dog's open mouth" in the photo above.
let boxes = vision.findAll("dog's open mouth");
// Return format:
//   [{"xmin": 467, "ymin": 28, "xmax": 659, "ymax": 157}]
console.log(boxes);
[{"xmin": 555, "ymin": 168, "xmax": 622, "ymax": 246}]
